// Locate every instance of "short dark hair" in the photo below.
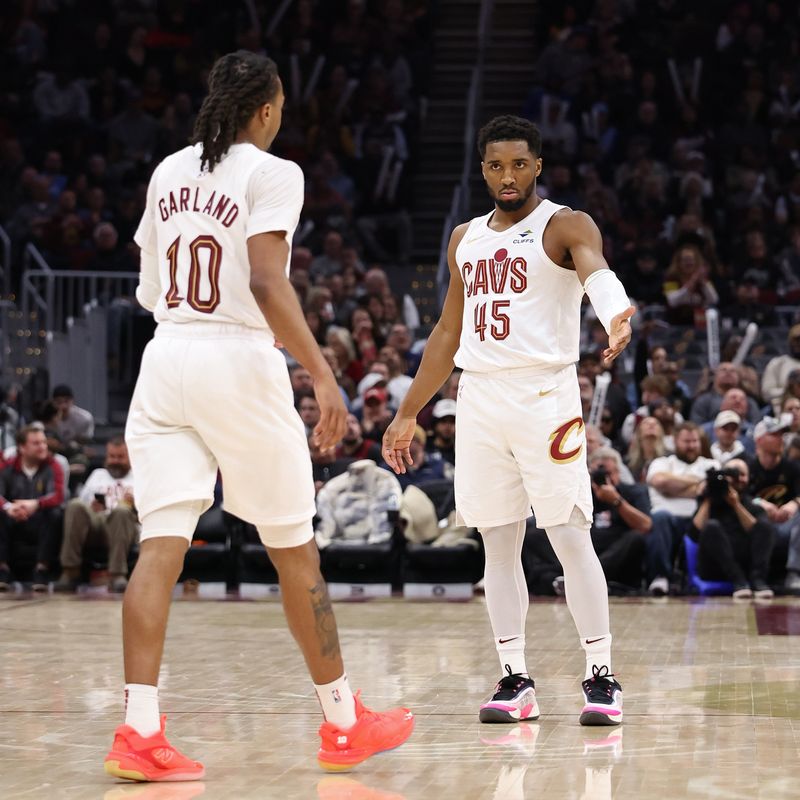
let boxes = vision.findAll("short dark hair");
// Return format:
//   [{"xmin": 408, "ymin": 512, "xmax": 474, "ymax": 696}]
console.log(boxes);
[
  {"xmin": 192, "ymin": 50, "xmax": 281, "ymax": 173},
  {"xmin": 477, "ymin": 115, "xmax": 542, "ymax": 159},
  {"xmin": 107, "ymin": 436, "xmax": 126, "ymax": 448},
  {"xmin": 52, "ymin": 384, "xmax": 73, "ymax": 399}
]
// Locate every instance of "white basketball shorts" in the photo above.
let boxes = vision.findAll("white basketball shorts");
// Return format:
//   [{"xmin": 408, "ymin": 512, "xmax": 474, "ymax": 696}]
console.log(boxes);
[
  {"xmin": 126, "ymin": 321, "xmax": 315, "ymax": 542},
  {"xmin": 454, "ymin": 363, "xmax": 593, "ymax": 529}
]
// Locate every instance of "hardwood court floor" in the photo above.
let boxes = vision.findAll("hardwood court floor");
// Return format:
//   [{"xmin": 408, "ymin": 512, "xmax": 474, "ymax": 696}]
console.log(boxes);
[{"xmin": 2, "ymin": 594, "xmax": 799, "ymax": 799}]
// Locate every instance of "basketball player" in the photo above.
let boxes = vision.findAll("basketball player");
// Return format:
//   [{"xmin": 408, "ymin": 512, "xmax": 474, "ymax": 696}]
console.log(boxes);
[
  {"xmin": 104, "ymin": 51, "xmax": 413, "ymax": 782},
  {"xmin": 383, "ymin": 115, "xmax": 633, "ymax": 726}
]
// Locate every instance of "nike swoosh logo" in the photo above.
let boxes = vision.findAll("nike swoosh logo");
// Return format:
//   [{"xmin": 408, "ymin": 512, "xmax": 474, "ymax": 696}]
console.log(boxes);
[
  {"xmin": 538, "ymin": 387, "xmax": 556, "ymax": 397},
  {"xmin": 585, "ymin": 637, "xmax": 606, "ymax": 645},
  {"xmin": 498, "ymin": 637, "xmax": 519, "ymax": 644}
]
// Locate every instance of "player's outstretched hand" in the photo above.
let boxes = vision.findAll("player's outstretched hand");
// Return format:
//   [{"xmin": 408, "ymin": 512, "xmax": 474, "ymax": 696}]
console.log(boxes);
[
  {"xmin": 602, "ymin": 306, "xmax": 636, "ymax": 367},
  {"xmin": 382, "ymin": 415, "xmax": 416, "ymax": 474},
  {"xmin": 313, "ymin": 375, "xmax": 347, "ymax": 453}
]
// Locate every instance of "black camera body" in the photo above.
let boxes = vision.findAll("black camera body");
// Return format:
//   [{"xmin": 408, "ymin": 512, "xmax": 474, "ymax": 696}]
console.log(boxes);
[
  {"xmin": 591, "ymin": 465, "xmax": 609, "ymax": 486},
  {"xmin": 705, "ymin": 466, "xmax": 740, "ymax": 503}
]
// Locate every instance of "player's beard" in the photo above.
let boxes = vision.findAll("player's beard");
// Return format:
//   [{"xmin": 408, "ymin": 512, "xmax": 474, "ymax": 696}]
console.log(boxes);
[{"xmin": 490, "ymin": 180, "xmax": 535, "ymax": 212}]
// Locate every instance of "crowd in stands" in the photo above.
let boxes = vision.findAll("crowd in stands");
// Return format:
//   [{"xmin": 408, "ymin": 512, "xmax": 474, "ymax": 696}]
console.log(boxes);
[{"xmin": 0, "ymin": 2, "xmax": 800, "ymax": 597}]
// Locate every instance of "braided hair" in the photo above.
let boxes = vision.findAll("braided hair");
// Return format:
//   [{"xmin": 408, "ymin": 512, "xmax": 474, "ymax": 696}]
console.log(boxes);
[{"xmin": 191, "ymin": 50, "xmax": 281, "ymax": 173}]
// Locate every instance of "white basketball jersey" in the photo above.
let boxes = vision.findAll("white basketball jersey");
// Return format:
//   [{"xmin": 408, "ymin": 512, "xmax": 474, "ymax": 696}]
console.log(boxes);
[
  {"xmin": 454, "ymin": 199, "xmax": 584, "ymax": 373},
  {"xmin": 134, "ymin": 143, "xmax": 303, "ymax": 333}
]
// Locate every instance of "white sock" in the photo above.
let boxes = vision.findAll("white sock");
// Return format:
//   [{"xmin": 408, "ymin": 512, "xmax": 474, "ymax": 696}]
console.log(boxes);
[
  {"xmin": 496, "ymin": 636, "xmax": 528, "ymax": 677},
  {"xmin": 314, "ymin": 673, "xmax": 357, "ymax": 730},
  {"xmin": 479, "ymin": 520, "xmax": 530, "ymax": 677},
  {"xmin": 581, "ymin": 634, "xmax": 612, "ymax": 680},
  {"xmin": 124, "ymin": 683, "xmax": 160, "ymax": 737}
]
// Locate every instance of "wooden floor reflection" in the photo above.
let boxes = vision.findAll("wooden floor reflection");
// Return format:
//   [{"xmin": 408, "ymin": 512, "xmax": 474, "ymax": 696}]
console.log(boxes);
[{"xmin": 2, "ymin": 594, "xmax": 799, "ymax": 799}]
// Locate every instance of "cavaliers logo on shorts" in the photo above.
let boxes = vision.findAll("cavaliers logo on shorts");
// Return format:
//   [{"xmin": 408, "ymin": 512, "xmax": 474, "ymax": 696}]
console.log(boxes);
[{"xmin": 548, "ymin": 417, "xmax": 585, "ymax": 464}]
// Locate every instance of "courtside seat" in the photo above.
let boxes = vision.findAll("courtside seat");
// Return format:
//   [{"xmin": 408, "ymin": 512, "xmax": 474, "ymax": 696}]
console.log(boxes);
[
  {"xmin": 683, "ymin": 535, "xmax": 733, "ymax": 596},
  {"xmin": 179, "ymin": 506, "xmax": 231, "ymax": 586}
]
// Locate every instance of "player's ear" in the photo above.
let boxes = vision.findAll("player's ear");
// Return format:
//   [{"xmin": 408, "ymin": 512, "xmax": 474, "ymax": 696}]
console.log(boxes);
[{"xmin": 535, "ymin": 158, "xmax": 542, "ymax": 177}]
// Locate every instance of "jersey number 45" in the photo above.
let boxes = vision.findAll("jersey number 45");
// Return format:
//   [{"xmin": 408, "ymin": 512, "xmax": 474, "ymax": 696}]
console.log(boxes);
[{"xmin": 474, "ymin": 300, "xmax": 510, "ymax": 341}]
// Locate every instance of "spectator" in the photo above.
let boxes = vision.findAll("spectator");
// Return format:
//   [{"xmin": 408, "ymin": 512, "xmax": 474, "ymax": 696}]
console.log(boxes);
[
  {"xmin": 54, "ymin": 438, "xmax": 137, "ymax": 593},
  {"xmin": 336, "ymin": 414, "xmax": 382, "ymax": 463},
  {"xmin": 690, "ymin": 363, "xmax": 760, "ymax": 424},
  {"xmin": 762, "ymin": 328, "xmax": 800, "ymax": 413},
  {"xmin": 748, "ymin": 418, "xmax": 800, "ymax": 593},
  {"xmin": 427, "ymin": 399, "xmax": 456, "ymax": 466},
  {"xmin": 586, "ymin": 447, "xmax": 651, "ymax": 591},
  {"xmin": 389, "ymin": 425, "xmax": 452, "ymax": 490},
  {"xmin": 310, "ymin": 230, "xmax": 345, "ymax": 281},
  {"xmin": 646, "ymin": 422, "xmax": 718, "ymax": 596},
  {"xmin": 379, "ymin": 345, "xmax": 413, "ymax": 405},
  {"xmin": 721, "ymin": 277, "xmax": 778, "ymax": 329},
  {"xmin": 359, "ymin": 385, "xmax": 393, "ymax": 439},
  {"xmin": 52, "ymin": 384, "xmax": 94, "ymax": 444},
  {"xmin": 296, "ymin": 392, "xmax": 321, "ymax": 437},
  {"xmin": 626, "ymin": 416, "xmax": 667, "ymax": 482},
  {"xmin": 662, "ymin": 243, "xmax": 719, "ymax": 325},
  {"xmin": 709, "ymin": 411, "xmax": 747, "ymax": 465},
  {"xmin": 0, "ymin": 427, "xmax": 65, "ymax": 591},
  {"xmin": 781, "ymin": 396, "xmax": 800, "ymax": 447},
  {"xmin": 289, "ymin": 364, "xmax": 314, "ymax": 395},
  {"xmin": 690, "ymin": 458, "xmax": 775, "ymax": 598},
  {"xmin": 621, "ymin": 375, "xmax": 680, "ymax": 444}
]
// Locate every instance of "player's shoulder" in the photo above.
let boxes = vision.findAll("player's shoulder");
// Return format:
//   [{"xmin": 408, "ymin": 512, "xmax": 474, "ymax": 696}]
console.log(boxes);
[
  {"xmin": 550, "ymin": 206, "xmax": 599, "ymax": 234},
  {"xmin": 249, "ymin": 149, "xmax": 304, "ymax": 182}
]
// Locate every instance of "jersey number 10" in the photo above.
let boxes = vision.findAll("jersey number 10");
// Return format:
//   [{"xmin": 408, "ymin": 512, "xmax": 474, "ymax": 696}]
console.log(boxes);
[
  {"xmin": 473, "ymin": 300, "xmax": 510, "ymax": 341},
  {"xmin": 165, "ymin": 234, "xmax": 222, "ymax": 313}
]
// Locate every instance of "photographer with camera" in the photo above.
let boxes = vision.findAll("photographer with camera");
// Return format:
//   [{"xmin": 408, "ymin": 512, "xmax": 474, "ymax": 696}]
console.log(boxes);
[
  {"xmin": 691, "ymin": 459, "xmax": 774, "ymax": 599},
  {"xmin": 587, "ymin": 448, "xmax": 651, "ymax": 591}
]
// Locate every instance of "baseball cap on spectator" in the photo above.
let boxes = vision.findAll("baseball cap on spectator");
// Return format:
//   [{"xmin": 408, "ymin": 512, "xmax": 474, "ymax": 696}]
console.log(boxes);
[
  {"xmin": 432, "ymin": 399, "xmax": 457, "ymax": 420},
  {"xmin": 753, "ymin": 416, "xmax": 791, "ymax": 440},
  {"xmin": 714, "ymin": 410, "xmax": 741, "ymax": 429},
  {"xmin": 364, "ymin": 386, "xmax": 388, "ymax": 405},
  {"xmin": 357, "ymin": 372, "xmax": 387, "ymax": 396}
]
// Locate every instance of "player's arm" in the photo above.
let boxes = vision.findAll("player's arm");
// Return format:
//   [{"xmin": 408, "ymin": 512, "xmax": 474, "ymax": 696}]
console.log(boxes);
[
  {"xmin": 248, "ymin": 232, "xmax": 345, "ymax": 452},
  {"xmin": 134, "ymin": 166, "xmax": 162, "ymax": 311},
  {"xmin": 558, "ymin": 210, "xmax": 635, "ymax": 366},
  {"xmin": 382, "ymin": 223, "xmax": 468, "ymax": 473}
]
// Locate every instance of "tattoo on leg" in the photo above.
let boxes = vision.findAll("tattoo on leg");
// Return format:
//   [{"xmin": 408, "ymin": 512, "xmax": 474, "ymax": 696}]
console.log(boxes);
[{"xmin": 310, "ymin": 579, "xmax": 340, "ymax": 659}]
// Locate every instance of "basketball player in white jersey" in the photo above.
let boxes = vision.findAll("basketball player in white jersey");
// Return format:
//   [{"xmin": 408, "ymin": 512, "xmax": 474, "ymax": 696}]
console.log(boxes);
[
  {"xmin": 384, "ymin": 115, "xmax": 634, "ymax": 726},
  {"xmin": 103, "ymin": 51, "xmax": 413, "ymax": 783}
]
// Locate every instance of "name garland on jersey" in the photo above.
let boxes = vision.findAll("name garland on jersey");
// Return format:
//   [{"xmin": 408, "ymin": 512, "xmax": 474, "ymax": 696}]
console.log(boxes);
[{"xmin": 158, "ymin": 187, "xmax": 239, "ymax": 227}]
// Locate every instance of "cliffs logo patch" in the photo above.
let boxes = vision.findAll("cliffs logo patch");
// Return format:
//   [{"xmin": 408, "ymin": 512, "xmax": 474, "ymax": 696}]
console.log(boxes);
[
  {"xmin": 548, "ymin": 417, "xmax": 585, "ymax": 464},
  {"xmin": 513, "ymin": 229, "xmax": 536, "ymax": 244}
]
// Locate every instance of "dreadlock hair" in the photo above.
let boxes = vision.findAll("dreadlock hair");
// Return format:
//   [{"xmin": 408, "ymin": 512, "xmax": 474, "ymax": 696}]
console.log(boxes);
[
  {"xmin": 477, "ymin": 115, "xmax": 542, "ymax": 160},
  {"xmin": 192, "ymin": 50, "xmax": 281, "ymax": 173}
]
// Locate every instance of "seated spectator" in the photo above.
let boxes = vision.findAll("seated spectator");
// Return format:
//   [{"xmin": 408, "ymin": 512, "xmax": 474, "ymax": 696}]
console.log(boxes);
[
  {"xmin": 721, "ymin": 277, "xmax": 778, "ymax": 329},
  {"xmin": 747, "ymin": 418, "xmax": 800, "ymax": 593},
  {"xmin": 310, "ymin": 230, "xmax": 345, "ymax": 282},
  {"xmin": 289, "ymin": 363, "xmax": 314, "ymax": 394},
  {"xmin": 701, "ymin": 388, "xmax": 757, "ymax": 446},
  {"xmin": 296, "ymin": 391, "xmax": 321, "ymax": 437},
  {"xmin": 761, "ymin": 327, "xmax": 800, "ymax": 414},
  {"xmin": 358, "ymin": 384, "xmax": 394, "ymax": 439},
  {"xmin": 389, "ymin": 425, "xmax": 452, "ymax": 489},
  {"xmin": 315, "ymin": 460, "xmax": 402, "ymax": 548},
  {"xmin": 379, "ymin": 345, "xmax": 413, "ymax": 405},
  {"xmin": 690, "ymin": 363, "xmax": 760, "ymax": 425},
  {"xmin": 621, "ymin": 375, "xmax": 682, "ymax": 444},
  {"xmin": 781, "ymin": 396, "xmax": 800, "ymax": 447},
  {"xmin": 52, "ymin": 384, "xmax": 94, "ymax": 444},
  {"xmin": 586, "ymin": 447, "xmax": 651, "ymax": 591},
  {"xmin": 0, "ymin": 426, "xmax": 65, "ymax": 591},
  {"xmin": 427, "ymin": 399, "xmax": 456, "ymax": 466},
  {"xmin": 336, "ymin": 414, "xmax": 382, "ymax": 463},
  {"xmin": 662, "ymin": 243, "xmax": 719, "ymax": 325},
  {"xmin": 646, "ymin": 423, "xmax": 717, "ymax": 596},
  {"xmin": 625, "ymin": 416, "xmax": 666, "ymax": 482},
  {"xmin": 709, "ymin": 411, "xmax": 747, "ymax": 465},
  {"xmin": 690, "ymin": 458, "xmax": 774, "ymax": 598},
  {"xmin": 54, "ymin": 438, "xmax": 136, "ymax": 593}
]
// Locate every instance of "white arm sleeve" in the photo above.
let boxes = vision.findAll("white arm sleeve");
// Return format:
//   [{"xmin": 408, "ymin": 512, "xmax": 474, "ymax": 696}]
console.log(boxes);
[{"xmin": 583, "ymin": 268, "xmax": 630, "ymax": 334}]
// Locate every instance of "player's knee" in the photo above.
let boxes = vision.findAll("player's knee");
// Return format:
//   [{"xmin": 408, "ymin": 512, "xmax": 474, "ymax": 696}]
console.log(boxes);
[{"xmin": 257, "ymin": 519, "xmax": 314, "ymax": 551}]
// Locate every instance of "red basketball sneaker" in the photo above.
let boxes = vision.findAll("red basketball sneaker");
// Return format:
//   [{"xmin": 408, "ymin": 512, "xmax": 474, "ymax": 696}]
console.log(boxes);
[
  {"xmin": 104, "ymin": 715, "xmax": 205, "ymax": 782},
  {"xmin": 317, "ymin": 692, "xmax": 414, "ymax": 772}
]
